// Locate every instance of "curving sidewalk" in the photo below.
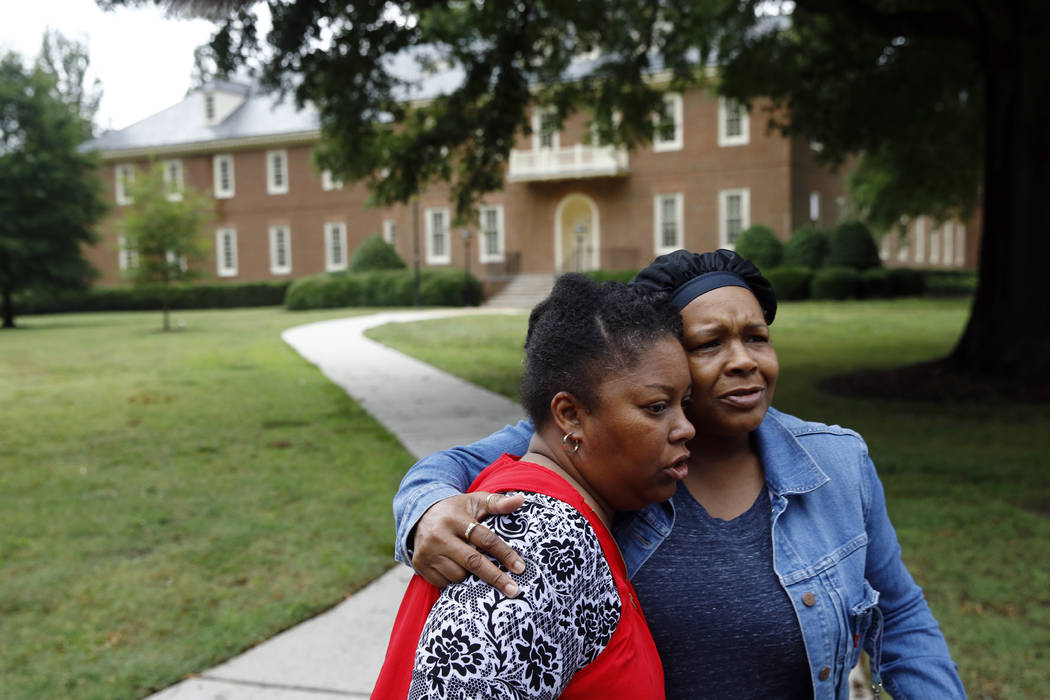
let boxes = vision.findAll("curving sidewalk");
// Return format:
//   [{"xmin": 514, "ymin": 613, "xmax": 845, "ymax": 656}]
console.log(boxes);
[{"xmin": 147, "ymin": 308, "xmax": 527, "ymax": 699}]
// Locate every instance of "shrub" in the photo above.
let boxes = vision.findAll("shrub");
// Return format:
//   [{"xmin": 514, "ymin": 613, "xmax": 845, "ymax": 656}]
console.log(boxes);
[
  {"xmin": 811, "ymin": 266, "xmax": 862, "ymax": 300},
  {"xmin": 285, "ymin": 269, "xmax": 482, "ymax": 310},
  {"xmin": 765, "ymin": 266, "xmax": 813, "ymax": 301},
  {"xmin": 734, "ymin": 225, "xmax": 783, "ymax": 271},
  {"xmin": 349, "ymin": 235, "xmax": 406, "ymax": 272},
  {"xmin": 782, "ymin": 225, "xmax": 829, "ymax": 269},
  {"xmin": 586, "ymin": 269, "xmax": 639, "ymax": 284},
  {"xmin": 15, "ymin": 281, "xmax": 292, "ymax": 315},
  {"xmin": 923, "ymin": 269, "xmax": 977, "ymax": 296},
  {"xmin": 886, "ymin": 268, "xmax": 926, "ymax": 297},
  {"xmin": 826, "ymin": 221, "xmax": 881, "ymax": 270},
  {"xmin": 860, "ymin": 268, "xmax": 893, "ymax": 299}
]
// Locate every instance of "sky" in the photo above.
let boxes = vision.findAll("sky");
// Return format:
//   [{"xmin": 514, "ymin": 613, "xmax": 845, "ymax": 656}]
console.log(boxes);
[{"xmin": 0, "ymin": 0, "xmax": 229, "ymax": 132}]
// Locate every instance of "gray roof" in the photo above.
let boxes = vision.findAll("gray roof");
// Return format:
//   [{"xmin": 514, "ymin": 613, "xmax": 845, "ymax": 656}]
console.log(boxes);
[{"xmin": 81, "ymin": 84, "xmax": 321, "ymax": 156}]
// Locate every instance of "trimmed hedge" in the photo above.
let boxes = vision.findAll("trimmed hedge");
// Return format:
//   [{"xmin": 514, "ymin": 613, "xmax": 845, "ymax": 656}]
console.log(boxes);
[
  {"xmin": 826, "ymin": 221, "xmax": 881, "ymax": 270},
  {"xmin": 349, "ymin": 235, "xmax": 406, "ymax": 272},
  {"xmin": 811, "ymin": 266, "xmax": 862, "ymax": 300},
  {"xmin": 15, "ymin": 281, "xmax": 292, "ymax": 315},
  {"xmin": 585, "ymin": 269, "xmax": 640, "ymax": 284},
  {"xmin": 765, "ymin": 266, "xmax": 813, "ymax": 301},
  {"xmin": 860, "ymin": 268, "xmax": 893, "ymax": 299},
  {"xmin": 782, "ymin": 225, "xmax": 829, "ymax": 269},
  {"xmin": 887, "ymin": 268, "xmax": 926, "ymax": 297},
  {"xmin": 734, "ymin": 225, "xmax": 783, "ymax": 271},
  {"xmin": 923, "ymin": 269, "xmax": 977, "ymax": 296},
  {"xmin": 284, "ymin": 268, "xmax": 482, "ymax": 310}
]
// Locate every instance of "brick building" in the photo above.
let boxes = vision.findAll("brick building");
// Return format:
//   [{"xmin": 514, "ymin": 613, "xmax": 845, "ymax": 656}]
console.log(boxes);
[{"xmin": 81, "ymin": 78, "xmax": 974, "ymax": 295}]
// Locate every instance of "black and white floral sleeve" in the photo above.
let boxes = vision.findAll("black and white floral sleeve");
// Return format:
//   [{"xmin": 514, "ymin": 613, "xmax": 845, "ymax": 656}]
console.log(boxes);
[{"xmin": 408, "ymin": 492, "xmax": 622, "ymax": 700}]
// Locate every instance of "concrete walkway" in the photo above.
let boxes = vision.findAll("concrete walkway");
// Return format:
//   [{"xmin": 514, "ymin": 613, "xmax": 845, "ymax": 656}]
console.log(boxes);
[{"xmin": 147, "ymin": 308, "xmax": 527, "ymax": 699}]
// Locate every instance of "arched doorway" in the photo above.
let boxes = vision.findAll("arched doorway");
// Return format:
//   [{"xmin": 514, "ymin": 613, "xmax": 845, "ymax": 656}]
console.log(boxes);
[{"xmin": 554, "ymin": 194, "xmax": 600, "ymax": 273}]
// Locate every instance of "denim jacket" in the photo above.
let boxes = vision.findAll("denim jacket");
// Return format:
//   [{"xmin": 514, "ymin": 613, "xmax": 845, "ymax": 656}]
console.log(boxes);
[{"xmin": 393, "ymin": 407, "xmax": 965, "ymax": 699}]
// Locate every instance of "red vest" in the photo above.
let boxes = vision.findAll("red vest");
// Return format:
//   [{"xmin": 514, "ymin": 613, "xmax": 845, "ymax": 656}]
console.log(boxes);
[{"xmin": 372, "ymin": 456, "xmax": 665, "ymax": 698}]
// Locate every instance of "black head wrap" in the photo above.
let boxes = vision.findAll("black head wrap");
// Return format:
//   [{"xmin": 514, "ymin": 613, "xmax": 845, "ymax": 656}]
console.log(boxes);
[{"xmin": 630, "ymin": 249, "xmax": 777, "ymax": 324}]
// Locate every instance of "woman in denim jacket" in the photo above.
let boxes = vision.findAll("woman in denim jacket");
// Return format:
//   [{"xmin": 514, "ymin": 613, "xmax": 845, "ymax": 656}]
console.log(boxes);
[{"xmin": 392, "ymin": 250, "xmax": 965, "ymax": 699}]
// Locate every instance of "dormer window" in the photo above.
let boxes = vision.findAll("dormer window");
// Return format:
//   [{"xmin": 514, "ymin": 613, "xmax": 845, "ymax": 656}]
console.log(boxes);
[{"xmin": 205, "ymin": 92, "xmax": 215, "ymax": 121}]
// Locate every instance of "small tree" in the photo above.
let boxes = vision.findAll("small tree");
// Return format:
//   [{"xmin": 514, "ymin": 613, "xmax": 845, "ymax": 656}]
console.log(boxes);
[
  {"xmin": 119, "ymin": 163, "xmax": 214, "ymax": 330},
  {"xmin": 782, "ymin": 225, "xmax": 829, "ymax": 269},
  {"xmin": 826, "ymin": 221, "xmax": 881, "ymax": 271}
]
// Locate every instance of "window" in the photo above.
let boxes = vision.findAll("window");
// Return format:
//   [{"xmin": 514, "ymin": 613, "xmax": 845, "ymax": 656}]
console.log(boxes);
[
  {"xmin": 213, "ymin": 154, "xmax": 235, "ymax": 198},
  {"xmin": 324, "ymin": 222, "xmax": 348, "ymax": 272},
  {"xmin": 718, "ymin": 188, "xmax": 750, "ymax": 249},
  {"xmin": 267, "ymin": 149, "xmax": 289, "ymax": 195},
  {"xmin": 425, "ymin": 207, "xmax": 451, "ymax": 265},
  {"xmin": 165, "ymin": 249, "xmax": 188, "ymax": 272},
  {"xmin": 955, "ymin": 223, "xmax": 966, "ymax": 266},
  {"xmin": 836, "ymin": 196, "xmax": 848, "ymax": 223},
  {"xmin": 269, "ymin": 225, "xmax": 292, "ymax": 274},
  {"xmin": 718, "ymin": 97, "xmax": 749, "ymax": 147},
  {"xmin": 897, "ymin": 229, "xmax": 911, "ymax": 263},
  {"xmin": 809, "ymin": 191, "xmax": 820, "ymax": 223},
  {"xmin": 117, "ymin": 235, "xmax": 138, "ymax": 273},
  {"xmin": 942, "ymin": 223, "xmax": 955, "ymax": 266},
  {"xmin": 531, "ymin": 107, "xmax": 559, "ymax": 151},
  {"xmin": 163, "ymin": 159, "xmax": 184, "ymax": 201},
  {"xmin": 653, "ymin": 93, "xmax": 683, "ymax": 152},
  {"xmin": 382, "ymin": 219, "xmax": 397, "ymax": 246},
  {"xmin": 321, "ymin": 169, "xmax": 343, "ymax": 191},
  {"xmin": 216, "ymin": 228, "xmax": 237, "ymax": 277},
  {"xmin": 914, "ymin": 217, "xmax": 926, "ymax": 263},
  {"xmin": 205, "ymin": 92, "xmax": 215, "ymax": 121},
  {"xmin": 478, "ymin": 205, "xmax": 505, "ymax": 263},
  {"xmin": 653, "ymin": 193, "xmax": 684, "ymax": 255},
  {"xmin": 115, "ymin": 164, "xmax": 134, "ymax": 205}
]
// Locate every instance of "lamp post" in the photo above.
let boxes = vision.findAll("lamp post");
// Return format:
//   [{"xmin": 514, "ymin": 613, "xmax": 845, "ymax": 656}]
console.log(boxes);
[{"xmin": 461, "ymin": 228, "xmax": 472, "ymax": 306}]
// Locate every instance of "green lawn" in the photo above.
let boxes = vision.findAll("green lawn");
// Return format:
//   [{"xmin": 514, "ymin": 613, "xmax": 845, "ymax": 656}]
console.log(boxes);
[
  {"xmin": 368, "ymin": 297, "xmax": 1050, "ymax": 700},
  {"xmin": 0, "ymin": 307, "xmax": 416, "ymax": 699}
]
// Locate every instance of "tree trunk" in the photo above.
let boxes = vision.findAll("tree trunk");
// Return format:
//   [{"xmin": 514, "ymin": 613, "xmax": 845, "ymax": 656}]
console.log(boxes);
[
  {"xmin": 1, "ymin": 287, "xmax": 14, "ymax": 329},
  {"xmin": 948, "ymin": 11, "xmax": 1050, "ymax": 380}
]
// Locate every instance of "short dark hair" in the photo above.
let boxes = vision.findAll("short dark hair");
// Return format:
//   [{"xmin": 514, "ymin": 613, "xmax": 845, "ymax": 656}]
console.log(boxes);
[{"xmin": 521, "ymin": 273, "xmax": 682, "ymax": 427}]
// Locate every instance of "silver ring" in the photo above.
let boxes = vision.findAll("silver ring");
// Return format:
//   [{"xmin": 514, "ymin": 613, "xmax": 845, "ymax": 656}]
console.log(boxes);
[{"xmin": 464, "ymin": 520, "xmax": 481, "ymax": 541}]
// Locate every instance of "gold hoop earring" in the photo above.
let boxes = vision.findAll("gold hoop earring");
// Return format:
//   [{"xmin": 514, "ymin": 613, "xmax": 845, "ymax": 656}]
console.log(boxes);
[{"xmin": 562, "ymin": 432, "xmax": 581, "ymax": 454}]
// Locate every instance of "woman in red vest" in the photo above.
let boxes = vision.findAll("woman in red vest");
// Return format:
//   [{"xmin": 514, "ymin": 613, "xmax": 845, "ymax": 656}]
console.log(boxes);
[{"xmin": 373, "ymin": 273, "xmax": 694, "ymax": 699}]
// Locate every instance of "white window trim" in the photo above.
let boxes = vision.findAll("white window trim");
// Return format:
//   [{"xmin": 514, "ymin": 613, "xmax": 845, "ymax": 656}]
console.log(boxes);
[
  {"xmin": 266, "ymin": 149, "xmax": 289, "ymax": 195},
  {"xmin": 163, "ymin": 159, "xmax": 184, "ymax": 202},
  {"xmin": 809, "ymin": 191, "xmax": 820, "ymax": 223},
  {"xmin": 216, "ymin": 228, "xmax": 238, "ymax": 277},
  {"xmin": 324, "ymin": 221, "xmax": 348, "ymax": 272},
  {"xmin": 382, "ymin": 218, "xmax": 397, "ymax": 245},
  {"xmin": 718, "ymin": 188, "xmax": 750, "ymax": 249},
  {"xmin": 321, "ymin": 169, "xmax": 343, "ymax": 191},
  {"xmin": 718, "ymin": 97, "xmax": 750, "ymax": 147},
  {"xmin": 213, "ymin": 154, "xmax": 235, "ymax": 199},
  {"xmin": 268, "ymin": 224, "xmax": 293, "ymax": 275},
  {"xmin": 424, "ymin": 206, "xmax": 451, "ymax": 265},
  {"xmin": 914, "ymin": 217, "xmax": 926, "ymax": 263},
  {"xmin": 531, "ymin": 107, "xmax": 560, "ymax": 151},
  {"xmin": 653, "ymin": 193, "xmax": 684, "ymax": 256},
  {"xmin": 117, "ymin": 235, "xmax": 138, "ymax": 272},
  {"xmin": 115, "ymin": 164, "xmax": 134, "ymax": 206},
  {"xmin": 653, "ymin": 93, "xmax": 684, "ymax": 152},
  {"xmin": 477, "ymin": 204, "xmax": 505, "ymax": 264}
]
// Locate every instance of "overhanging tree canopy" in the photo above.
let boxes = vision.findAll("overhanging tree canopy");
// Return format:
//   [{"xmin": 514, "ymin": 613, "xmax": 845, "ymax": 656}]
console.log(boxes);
[
  {"xmin": 106, "ymin": 0, "xmax": 1050, "ymax": 381},
  {"xmin": 0, "ymin": 35, "xmax": 107, "ymax": 329}
]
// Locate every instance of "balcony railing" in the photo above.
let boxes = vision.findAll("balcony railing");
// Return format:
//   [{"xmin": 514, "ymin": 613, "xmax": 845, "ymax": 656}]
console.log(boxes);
[{"xmin": 508, "ymin": 144, "xmax": 629, "ymax": 182}]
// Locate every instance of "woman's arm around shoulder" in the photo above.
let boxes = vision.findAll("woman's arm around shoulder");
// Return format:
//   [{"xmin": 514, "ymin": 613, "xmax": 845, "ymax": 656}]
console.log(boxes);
[{"xmin": 393, "ymin": 421, "xmax": 533, "ymax": 592}]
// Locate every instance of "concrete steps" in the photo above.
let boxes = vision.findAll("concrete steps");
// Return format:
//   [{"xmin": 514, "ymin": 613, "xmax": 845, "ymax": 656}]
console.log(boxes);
[{"xmin": 484, "ymin": 273, "xmax": 556, "ymax": 309}]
